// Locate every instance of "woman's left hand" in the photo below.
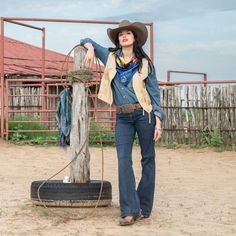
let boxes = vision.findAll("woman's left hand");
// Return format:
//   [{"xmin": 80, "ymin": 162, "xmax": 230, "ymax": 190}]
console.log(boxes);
[{"xmin": 153, "ymin": 116, "xmax": 162, "ymax": 142}]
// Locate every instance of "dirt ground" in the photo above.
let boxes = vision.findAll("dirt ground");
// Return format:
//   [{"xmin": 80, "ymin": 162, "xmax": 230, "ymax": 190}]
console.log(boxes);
[{"xmin": 0, "ymin": 140, "xmax": 236, "ymax": 236}]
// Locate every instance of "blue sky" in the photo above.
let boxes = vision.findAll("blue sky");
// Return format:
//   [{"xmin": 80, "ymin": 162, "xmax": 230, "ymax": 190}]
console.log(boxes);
[{"xmin": 1, "ymin": 0, "xmax": 236, "ymax": 81}]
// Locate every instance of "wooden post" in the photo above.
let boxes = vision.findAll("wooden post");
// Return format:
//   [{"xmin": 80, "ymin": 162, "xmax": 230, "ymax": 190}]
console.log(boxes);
[{"xmin": 68, "ymin": 46, "xmax": 93, "ymax": 183}]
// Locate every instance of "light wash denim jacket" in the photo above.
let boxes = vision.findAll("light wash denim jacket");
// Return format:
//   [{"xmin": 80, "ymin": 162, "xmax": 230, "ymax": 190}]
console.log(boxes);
[{"xmin": 80, "ymin": 38, "xmax": 166, "ymax": 122}]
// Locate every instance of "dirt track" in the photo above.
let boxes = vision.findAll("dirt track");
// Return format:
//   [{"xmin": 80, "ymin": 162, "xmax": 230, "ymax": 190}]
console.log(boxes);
[{"xmin": 0, "ymin": 141, "xmax": 236, "ymax": 236}]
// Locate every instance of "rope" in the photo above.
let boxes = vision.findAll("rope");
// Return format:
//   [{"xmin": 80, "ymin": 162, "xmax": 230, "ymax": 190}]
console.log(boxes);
[
  {"xmin": 35, "ymin": 44, "xmax": 106, "ymax": 220},
  {"xmin": 59, "ymin": 43, "xmax": 81, "ymax": 88}
]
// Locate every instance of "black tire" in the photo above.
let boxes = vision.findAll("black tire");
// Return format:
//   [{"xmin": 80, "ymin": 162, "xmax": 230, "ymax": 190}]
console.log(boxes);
[{"xmin": 31, "ymin": 180, "xmax": 112, "ymax": 207}]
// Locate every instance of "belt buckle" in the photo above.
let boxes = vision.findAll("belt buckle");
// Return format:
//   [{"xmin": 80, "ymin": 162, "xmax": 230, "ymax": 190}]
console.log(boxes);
[{"xmin": 120, "ymin": 104, "xmax": 134, "ymax": 113}]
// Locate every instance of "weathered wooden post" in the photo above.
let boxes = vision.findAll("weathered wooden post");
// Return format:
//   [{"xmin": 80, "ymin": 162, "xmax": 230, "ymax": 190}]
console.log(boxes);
[
  {"xmin": 68, "ymin": 46, "xmax": 93, "ymax": 183},
  {"xmin": 31, "ymin": 46, "xmax": 112, "ymax": 208}
]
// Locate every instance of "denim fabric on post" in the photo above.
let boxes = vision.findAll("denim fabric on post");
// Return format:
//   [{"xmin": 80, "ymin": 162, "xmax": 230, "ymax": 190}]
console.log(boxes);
[
  {"xmin": 56, "ymin": 88, "xmax": 72, "ymax": 146},
  {"xmin": 115, "ymin": 108, "xmax": 156, "ymax": 218}
]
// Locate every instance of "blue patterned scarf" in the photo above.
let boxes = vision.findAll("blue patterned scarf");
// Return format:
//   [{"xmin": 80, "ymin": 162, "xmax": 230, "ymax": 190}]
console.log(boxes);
[{"xmin": 115, "ymin": 55, "xmax": 139, "ymax": 86}]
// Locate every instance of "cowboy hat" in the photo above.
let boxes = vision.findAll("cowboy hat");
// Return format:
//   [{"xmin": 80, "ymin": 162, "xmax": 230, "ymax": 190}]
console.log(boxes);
[{"xmin": 107, "ymin": 20, "xmax": 148, "ymax": 47}]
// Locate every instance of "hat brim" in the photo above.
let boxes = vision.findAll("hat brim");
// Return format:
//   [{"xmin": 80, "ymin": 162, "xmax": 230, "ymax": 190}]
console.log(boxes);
[{"xmin": 107, "ymin": 22, "xmax": 148, "ymax": 47}]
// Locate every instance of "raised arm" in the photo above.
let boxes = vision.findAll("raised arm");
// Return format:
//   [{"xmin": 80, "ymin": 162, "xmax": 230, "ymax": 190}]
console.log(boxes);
[{"xmin": 80, "ymin": 38, "xmax": 109, "ymax": 67}]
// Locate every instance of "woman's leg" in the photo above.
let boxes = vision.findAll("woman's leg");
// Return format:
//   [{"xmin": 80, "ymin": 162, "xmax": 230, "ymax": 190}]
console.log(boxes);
[
  {"xmin": 135, "ymin": 110, "xmax": 156, "ymax": 217},
  {"xmin": 115, "ymin": 113, "xmax": 141, "ymax": 218}
]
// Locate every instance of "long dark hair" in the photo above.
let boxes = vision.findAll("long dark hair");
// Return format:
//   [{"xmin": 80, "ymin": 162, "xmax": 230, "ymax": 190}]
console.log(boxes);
[{"xmin": 108, "ymin": 31, "xmax": 155, "ymax": 74}]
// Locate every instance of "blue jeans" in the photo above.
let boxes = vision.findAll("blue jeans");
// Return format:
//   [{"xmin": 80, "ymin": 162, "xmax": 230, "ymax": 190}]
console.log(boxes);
[{"xmin": 115, "ymin": 108, "xmax": 156, "ymax": 218}]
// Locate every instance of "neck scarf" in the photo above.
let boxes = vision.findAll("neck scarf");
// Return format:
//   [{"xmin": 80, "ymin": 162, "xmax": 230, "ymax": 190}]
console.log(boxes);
[{"xmin": 115, "ymin": 55, "xmax": 139, "ymax": 86}]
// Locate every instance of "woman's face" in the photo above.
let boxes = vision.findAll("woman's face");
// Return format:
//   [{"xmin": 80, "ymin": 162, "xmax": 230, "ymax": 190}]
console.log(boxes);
[{"xmin": 118, "ymin": 30, "xmax": 135, "ymax": 48}]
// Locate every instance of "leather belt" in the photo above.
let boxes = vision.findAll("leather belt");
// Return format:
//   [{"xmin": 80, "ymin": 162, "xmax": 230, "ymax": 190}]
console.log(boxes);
[{"xmin": 116, "ymin": 103, "xmax": 142, "ymax": 113}]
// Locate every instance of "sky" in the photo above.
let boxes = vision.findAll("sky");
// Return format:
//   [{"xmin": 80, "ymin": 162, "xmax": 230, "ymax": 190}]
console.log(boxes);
[{"xmin": 0, "ymin": 0, "xmax": 236, "ymax": 82}]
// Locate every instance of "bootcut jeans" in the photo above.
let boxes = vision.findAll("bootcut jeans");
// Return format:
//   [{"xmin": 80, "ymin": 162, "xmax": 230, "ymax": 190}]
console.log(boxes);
[{"xmin": 115, "ymin": 108, "xmax": 156, "ymax": 218}]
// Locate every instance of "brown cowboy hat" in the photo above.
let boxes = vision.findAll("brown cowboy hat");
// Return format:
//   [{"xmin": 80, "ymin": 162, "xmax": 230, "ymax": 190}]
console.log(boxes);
[{"xmin": 107, "ymin": 20, "xmax": 148, "ymax": 47}]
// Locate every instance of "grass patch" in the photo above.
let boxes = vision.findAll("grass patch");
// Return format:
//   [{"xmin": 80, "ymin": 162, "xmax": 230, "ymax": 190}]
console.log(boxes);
[
  {"xmin": 89, "ymin": 122, "xmax": 115, "ymax": 147},
  {"xmin": 8, "ymin": 114, "xmax": 58, "ymax": 145},
  {"xmin": 162, "ymin": 142, "xmax": 180, "ymax": 149},
  {"xmin": 7, "ymin": 115, "xmax": 235, "ymax": 151},
  {"xmin": 200, "ymin": 128, "xmax": 224, "ymax": 147}
]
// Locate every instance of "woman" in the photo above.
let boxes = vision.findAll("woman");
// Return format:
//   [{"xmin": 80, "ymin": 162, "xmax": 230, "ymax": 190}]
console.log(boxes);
[{"xmin": 80, "ymin": 20, "xmax": 166, "ymax": 226}]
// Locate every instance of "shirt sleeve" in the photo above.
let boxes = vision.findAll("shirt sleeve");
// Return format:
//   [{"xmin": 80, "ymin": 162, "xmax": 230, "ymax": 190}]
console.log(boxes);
[
  {"xmin": 80, "ymin": 38, "xmax": 109, "ymax": 65},
  {"xmin": 145, "ymin": 64, "xmax": 166, "ymax": 122}
]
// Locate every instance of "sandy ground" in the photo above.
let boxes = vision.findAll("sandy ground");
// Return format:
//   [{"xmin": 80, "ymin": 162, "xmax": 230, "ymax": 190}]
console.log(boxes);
[{"xmin": 0, "ymin": 140, "xmax": 236, "ymax": 236}]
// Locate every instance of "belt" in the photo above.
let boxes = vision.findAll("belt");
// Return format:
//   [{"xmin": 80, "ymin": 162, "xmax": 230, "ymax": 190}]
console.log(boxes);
[{"xmin": 116, "ymin": 103, "xmax": 142, "ymax": 113}]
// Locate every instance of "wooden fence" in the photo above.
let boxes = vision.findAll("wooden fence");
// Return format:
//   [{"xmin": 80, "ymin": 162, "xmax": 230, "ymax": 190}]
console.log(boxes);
[
  {"xmin": 7, "ymin": 84, "xmax": 236, "ymax": 146},
  {"xmin": 160, "ymin": 85, "xmax": 235, "ymax": 146}
]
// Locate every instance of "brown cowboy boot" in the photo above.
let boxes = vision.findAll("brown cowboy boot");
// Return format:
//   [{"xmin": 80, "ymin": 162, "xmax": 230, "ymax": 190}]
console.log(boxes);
[{"xmin": 119, "ymin": 216, "xmax": 135, "ymax": 226}]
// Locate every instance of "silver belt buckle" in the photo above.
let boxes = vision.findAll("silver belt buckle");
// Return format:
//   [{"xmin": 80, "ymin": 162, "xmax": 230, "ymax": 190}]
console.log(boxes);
[{"xmin": 120, "ymin": 104, "xmax": 134, "ymax": 113}]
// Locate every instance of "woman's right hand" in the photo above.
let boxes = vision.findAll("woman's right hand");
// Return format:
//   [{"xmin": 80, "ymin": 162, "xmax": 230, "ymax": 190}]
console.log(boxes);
[{"xmin": 83, "ymin": 43, "xmax": 95, "ymax": 69}]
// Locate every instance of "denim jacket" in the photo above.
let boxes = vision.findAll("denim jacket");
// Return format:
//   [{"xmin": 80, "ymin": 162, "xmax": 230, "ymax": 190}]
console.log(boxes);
[{"xmin": 80, "ymin": 38, "xmax": 166, "ymax": 122}]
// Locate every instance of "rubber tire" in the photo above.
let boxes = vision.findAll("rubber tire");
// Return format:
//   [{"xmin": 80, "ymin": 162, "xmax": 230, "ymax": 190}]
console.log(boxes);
[{"xmin": 31, "ymin": 180, "xmax": 112, "ymax": 207}]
